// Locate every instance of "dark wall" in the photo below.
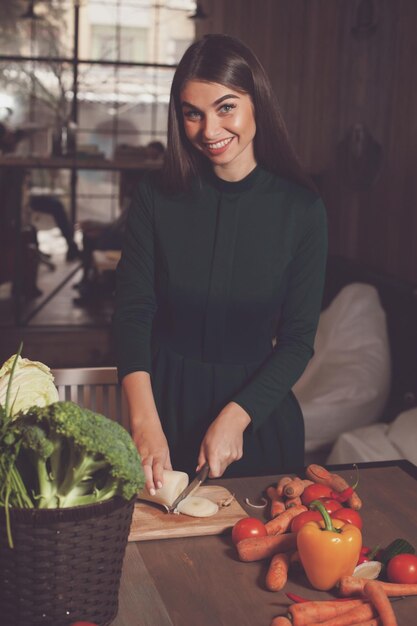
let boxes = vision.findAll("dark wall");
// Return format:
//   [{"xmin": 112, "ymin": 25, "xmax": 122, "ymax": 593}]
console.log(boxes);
[{"xmin": 197, "ymin": 0, "xmax": 417, "ymax": 283}]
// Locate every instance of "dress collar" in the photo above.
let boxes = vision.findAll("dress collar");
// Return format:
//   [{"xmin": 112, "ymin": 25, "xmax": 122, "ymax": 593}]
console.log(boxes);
[{"xmin": 204, "ymin": 164, "xmax": 263, "ymax": 193}]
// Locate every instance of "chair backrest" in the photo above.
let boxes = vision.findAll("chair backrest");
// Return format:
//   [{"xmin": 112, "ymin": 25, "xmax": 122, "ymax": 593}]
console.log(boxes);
[{"xmin": 52, "ymin": 367, "xmax": 130, "ymax": 431}]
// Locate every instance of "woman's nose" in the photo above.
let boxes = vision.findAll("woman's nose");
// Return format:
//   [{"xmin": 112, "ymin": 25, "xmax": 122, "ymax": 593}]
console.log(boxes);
[{"xmin": 202, "ymin": 115, "xmax": 221, "ymax": 140}]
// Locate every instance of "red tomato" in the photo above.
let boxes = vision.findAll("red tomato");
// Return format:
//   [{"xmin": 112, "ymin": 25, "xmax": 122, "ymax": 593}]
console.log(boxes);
[
  {"xmin": 331, "ymin": 508, "xmax": 363, "ymax": 530},
  {"xmin": 387, "ymin": 554, "xmax": 417, "ymax": 584},
  {"xmin": 318, "ymin": 498, "xmax": 343, "ymax": 514},
  {"xmin": 357, "ymin": 555, "xmax": 370, "ymax": 565},
  {"xmin": 290, "ymin": 510, "xmax": 322, "ymax": 533},
  {"xmin": 231, "ymin": 517, "xmax": 267, "ymax": 545},
  {"xmin": 301, "ymin": 484, "xmax": 333, "ymax": 505}
]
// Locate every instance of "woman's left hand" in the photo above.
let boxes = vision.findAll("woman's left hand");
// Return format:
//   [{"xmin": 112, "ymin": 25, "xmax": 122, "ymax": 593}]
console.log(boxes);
[{"xmin": 197, "ymin": 402, "xmax": 251, "ymax": 477}]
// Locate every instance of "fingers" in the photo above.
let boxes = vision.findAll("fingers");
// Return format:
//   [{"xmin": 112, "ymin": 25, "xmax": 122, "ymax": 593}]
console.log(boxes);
[
  {"xmin": 132, "ymin": 426, "xmax": 171, "ymax": 494},
  {"xmin": 142, "ymin": 453, "xmax": 171, "ymax": 495},
  {"xmin": 198, "ymin": 447, "xmax": 242, "ymax": 478},
  {"xmin": 152, "ymin": 461, "xmax": 165, "ymax": 491},
  {"xmin": 207, "ymin": 455, "xmax": 235, "ymax": 478},
  {"xmin": 196, "ymin": 451, "xmax": 207, "ymax": 473},
  {"xmin": 142, "ymin": 461, "xmax": 156, "ymax": 495}
]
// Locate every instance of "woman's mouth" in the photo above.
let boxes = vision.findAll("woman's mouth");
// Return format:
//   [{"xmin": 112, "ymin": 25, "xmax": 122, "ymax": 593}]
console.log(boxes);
[{"xmin": 204, "ymin": 137, "xmax": 234, "ymax": 155}]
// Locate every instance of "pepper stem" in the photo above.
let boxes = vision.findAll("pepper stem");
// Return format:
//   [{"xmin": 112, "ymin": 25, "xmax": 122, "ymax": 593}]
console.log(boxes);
[{"xmin": 310, "ymin": 499, "xmax": 341, "ymax": 533}]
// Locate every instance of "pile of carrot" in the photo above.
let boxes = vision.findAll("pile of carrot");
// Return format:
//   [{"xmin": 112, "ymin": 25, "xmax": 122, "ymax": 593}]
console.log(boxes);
[
  {"xmin": 235, "ymin": 465, "xmax": 416, "ymax": 625},
  {"xmin": 305, "ymin": 465, "xmax": 362, "ymax": 510},
  {"xmin": 237, "ymin": 465, "xmax": 364, "ymax": 593},
  {"xmin": 266, "ymin": 475, "xmax": 313, "ymax": 516},
  {"xmin": 287, "ymin": 598, "xmax": 376, "ymax": 625},
  {"xmin": 339, "ymin": 576, "xmax": 417, "ymax": 598},
  {"xmin": 268, "ymin": 578, "xmax": 417, "ymax": 625}
]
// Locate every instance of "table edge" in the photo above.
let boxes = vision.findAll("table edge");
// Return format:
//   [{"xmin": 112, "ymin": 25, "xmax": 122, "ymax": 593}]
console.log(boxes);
[{"xmin": 325, "ymin": 459, "xmax": 417, "ymax": 480}]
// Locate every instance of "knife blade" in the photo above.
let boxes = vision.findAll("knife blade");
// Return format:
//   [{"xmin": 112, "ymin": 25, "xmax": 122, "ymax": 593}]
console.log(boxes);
[{"xmin": 168, "ymin": 462, "xmax": 210, "ymax": 513}]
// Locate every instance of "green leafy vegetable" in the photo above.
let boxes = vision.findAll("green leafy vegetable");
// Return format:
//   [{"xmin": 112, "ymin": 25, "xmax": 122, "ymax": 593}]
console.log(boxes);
[
  {"xmin": 8, "ymin": 401, "xmax": 145, "ymax": 508},
  {"xmin": 0, "ymin": 353, "xmax": 59, "ymax": 416},
  {"xmin": 0, "ymin": 349, "xmax": 144, "ymax": 549}
]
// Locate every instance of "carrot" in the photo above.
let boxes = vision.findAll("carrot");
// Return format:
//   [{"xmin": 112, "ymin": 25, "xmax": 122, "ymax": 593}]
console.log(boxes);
[
  {"xmin": 342, "ymin": 617, "xmax": 381, "ymax": 626},
  {"xmin": 363, "ymin": 581, "xmax": 398, "ymax": 626},
  {"xmin": 265, "ymin": 551, "xmax": 290, "ymax": 591},
  {"xmin": 276, "ymin": 476, "xmax": 293, "ymax": 496},
  {"xmin": 236, "ymin": 532, "xmax": 297, "ymax": 562},
  {"xmin": 285, "ymin": 495, "xmax": 302, "ymax": 508},
  {"xmin": 265, "ymin": 505, "xmax": 307, "ymax": 535},
  {"xmin": 284, "ymin": 478, "xmax": 313, "ymax": 497},
  {"xmin": 339, "ymin": 576, "xmax": 417, "ymax": 597},
  {"xmin": 271, "ymin": 618, "xmax": 291, "ymax": 626},
  {"xmin": 282, "ymin": 477, "xmax": 303, "ymax": 497},
  {"xmin": 266, "ymin": 486, "xmax": 286, "ymax": 517},
  {"xmin": 310, "ymin": 621, "xmax": 380, "ymax": 626},
  {"xmin": 305, "ymin": 603, "xmax": 376, "ymax": 626},
  {"xmin": 288, "ymin": 599, "xmax": 370, "ymax": 626},
  {"xmin": 270, "ymin": 617, "xmax": 292, "ymax": 626},
  {"xmin": 306, "ymin": 464, "xmax": 362, "ymax": 510}
]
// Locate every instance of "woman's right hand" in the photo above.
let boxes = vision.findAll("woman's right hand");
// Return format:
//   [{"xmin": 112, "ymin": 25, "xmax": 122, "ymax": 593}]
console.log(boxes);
[{"xmin": 132, "ymin": 420, "xmax": 172, "ymax": 495}]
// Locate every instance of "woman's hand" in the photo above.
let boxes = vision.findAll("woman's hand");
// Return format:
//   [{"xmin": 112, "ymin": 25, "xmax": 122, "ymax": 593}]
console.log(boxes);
[
  {"xmin": 132, "ymin": 419, "xmax": 172, "ymax": 495},
  {"xmin": 122, "ymin": 371, "xmax": 172, "ymax": 495},
  {"xmin": 197, "ymin": 402, "xmax": 251, "ymax": 477}
]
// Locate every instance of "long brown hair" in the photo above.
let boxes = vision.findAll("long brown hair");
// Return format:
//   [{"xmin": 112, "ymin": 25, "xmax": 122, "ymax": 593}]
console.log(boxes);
[{"xmin": 162, "ymin": 34, "xmax": 315, "ymax": 193}]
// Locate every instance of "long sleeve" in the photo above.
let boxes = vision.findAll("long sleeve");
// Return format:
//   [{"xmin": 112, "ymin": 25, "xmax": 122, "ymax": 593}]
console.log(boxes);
[
  {"xmin": 113, "ymin": 178, "xmax": 157, "ymax": 381},
  {"xmin": 231, "ymin": 197, "xmax": 328, "ymax": 430}
]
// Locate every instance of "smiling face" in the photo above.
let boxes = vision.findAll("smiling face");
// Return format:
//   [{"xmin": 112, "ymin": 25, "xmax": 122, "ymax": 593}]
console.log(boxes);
[{"xmin": 180, "ymin": 80, "xmax": 257, "ymax": 181}]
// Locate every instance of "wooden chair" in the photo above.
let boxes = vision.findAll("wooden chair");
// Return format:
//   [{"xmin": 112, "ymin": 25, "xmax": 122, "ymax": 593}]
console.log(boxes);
[{"xmin": 52, "ymin": 367, "xmax": 130, "ymax": 431}]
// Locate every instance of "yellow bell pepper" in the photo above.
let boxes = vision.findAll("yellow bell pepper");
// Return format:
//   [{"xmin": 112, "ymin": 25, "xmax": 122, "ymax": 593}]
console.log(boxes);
[{"xmin": 297, "ymin": 499, "xmax": 362, "ymax": 590}]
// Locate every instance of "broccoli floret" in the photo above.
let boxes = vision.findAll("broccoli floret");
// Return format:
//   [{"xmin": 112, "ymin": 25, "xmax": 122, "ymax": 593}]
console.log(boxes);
[{"xmin": 15, "ymin": 401, "xmax": 145, "ymax": 508}]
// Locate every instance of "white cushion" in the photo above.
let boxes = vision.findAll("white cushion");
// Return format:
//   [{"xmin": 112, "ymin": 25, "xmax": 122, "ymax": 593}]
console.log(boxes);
[
  {"xmin": 327, "ymin": 407, "xmax": 417, "ymax": 465},
  {"xmin": 326, "ymin": 423, "xmax": 401, "ymax": 464},
  {"xmin": 293, "ymin": 283, "xmax": 391, "ymax": 452},
  {"xmin": 386, "ymin": 407, "xmax": 417, "ymax": 464}
]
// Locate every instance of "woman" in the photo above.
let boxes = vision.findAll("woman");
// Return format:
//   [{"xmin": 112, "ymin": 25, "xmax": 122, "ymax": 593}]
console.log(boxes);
[{"xmin": 113, "ymin": 34, "xmax": 327, "ymax": 494}]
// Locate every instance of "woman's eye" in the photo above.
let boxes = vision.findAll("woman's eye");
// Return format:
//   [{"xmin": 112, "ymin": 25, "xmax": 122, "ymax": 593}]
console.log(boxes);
[
  {"xmin": 219, "ymin": 103, "xmax": 236, "ymax": 114},
  {"xmin": 184, "ymin": 110, "xmax": 201, "ymax": 120}
]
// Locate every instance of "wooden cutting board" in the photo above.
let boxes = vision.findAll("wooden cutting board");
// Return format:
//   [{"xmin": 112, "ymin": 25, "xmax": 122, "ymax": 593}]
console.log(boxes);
[{"xmin": 129, "ymin": 485, "xmax": 248, "ymax": 542}]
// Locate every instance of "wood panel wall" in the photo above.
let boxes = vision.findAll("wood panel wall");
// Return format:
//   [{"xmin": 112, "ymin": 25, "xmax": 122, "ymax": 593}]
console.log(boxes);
[{"xmin": 196, "ymin": 0, "xmax": 417, "ymax": 284}]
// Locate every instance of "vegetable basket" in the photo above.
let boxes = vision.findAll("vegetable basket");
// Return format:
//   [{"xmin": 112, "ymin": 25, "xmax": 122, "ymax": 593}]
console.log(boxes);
[{"xmin": 0, "ymin": 496, "xmax": 135, "ymax": 626}]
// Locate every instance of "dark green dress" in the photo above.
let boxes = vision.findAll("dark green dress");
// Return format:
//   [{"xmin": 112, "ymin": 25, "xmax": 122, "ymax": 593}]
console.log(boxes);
[{"xmin": 113, "ymin": 165, "xmax": 327, "ymax": 477}]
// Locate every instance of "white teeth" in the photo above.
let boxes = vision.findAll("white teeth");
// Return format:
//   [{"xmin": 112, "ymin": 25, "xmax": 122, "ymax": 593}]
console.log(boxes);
[{"xmin": 206, "ymin": 138, "xmax": 232, "ymax": 150}]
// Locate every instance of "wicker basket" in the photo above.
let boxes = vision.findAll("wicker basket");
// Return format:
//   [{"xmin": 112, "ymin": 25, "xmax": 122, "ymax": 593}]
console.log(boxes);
[{"xmin": 0, "ymin": 497, "xmax": 135, "ymax": 626}]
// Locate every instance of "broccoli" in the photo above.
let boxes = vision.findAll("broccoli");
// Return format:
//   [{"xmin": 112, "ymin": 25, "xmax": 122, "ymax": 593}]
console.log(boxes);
[{"xmin": 11, "ymin": 401, "xmax": 145, "ymax": 508}]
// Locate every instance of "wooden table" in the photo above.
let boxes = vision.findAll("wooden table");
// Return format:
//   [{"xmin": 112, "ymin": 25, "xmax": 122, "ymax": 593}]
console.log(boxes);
[{"xmin": 113, "ymin": 462, "xmax": 417, "ymax": 626}]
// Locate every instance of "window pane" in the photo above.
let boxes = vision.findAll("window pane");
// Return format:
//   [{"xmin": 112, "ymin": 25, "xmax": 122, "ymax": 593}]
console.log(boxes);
[
  {"xmin": 0, "ymin": 60, "xmax": 72, "ymax": 156},
  {"xmin": 0, "ymin": 0, "xmax": 195, "ymax": 225},
  {"xmin": 76, "ymin": 169, "xmax": 119, "ymax": 223},
  {"xmin": 79, "ymin": 0, "xmax": 194, "ymax": 64},
  {"xmin": 0, "ymin": 2, "xmax": 74, "ymax": 58},
  {"xmin": 77, "ymin": 63, "xmax": 174, "ymax": 154}
]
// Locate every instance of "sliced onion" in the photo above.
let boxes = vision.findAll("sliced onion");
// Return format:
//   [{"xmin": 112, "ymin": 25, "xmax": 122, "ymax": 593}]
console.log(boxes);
[
  {"xmin": 244, "ymin": 496, "xmax": 268, "ymax": 509},
  {"xmin": 137, "ymin": 469, "xmax": 189, "ymax": 508},
  {"xmin": 218, "ymin": 493, "xmax": 235, "ymax": 507},
  {"xmin": 353, "ymin": 561, "xmax": 382, "ymax": 579},
  {"xmin": 176, "ymin": 496, "xmax": 219, "ymax": 517}
]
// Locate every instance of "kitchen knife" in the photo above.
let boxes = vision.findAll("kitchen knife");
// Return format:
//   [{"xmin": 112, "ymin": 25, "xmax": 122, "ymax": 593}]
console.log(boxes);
[{"xmin": 168, "ymin": 462, "xmax": 210, "ymax": 513}]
